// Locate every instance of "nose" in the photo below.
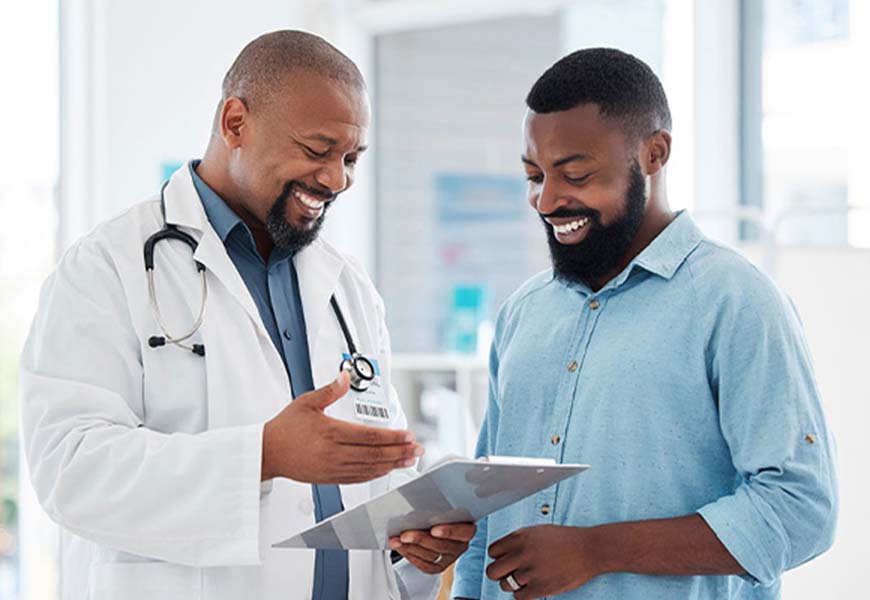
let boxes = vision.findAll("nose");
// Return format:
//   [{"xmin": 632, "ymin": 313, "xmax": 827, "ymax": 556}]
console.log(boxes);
[
  {"xmin": 534, "ymin": 177, "xmax": 569, "ymax": 215},
  {"xmin": 314, "ymin": 159, "xmax": 350, "ymax": 195}
]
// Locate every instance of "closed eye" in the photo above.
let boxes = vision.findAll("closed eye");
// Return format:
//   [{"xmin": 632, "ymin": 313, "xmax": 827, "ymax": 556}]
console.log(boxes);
[
  {"xmin": 565, "ymin": 173, "xmax": 592, "ymax": 185},
  {"xmin": 302, "ymin": 144, "xmax": 329, "ymax": 159}
]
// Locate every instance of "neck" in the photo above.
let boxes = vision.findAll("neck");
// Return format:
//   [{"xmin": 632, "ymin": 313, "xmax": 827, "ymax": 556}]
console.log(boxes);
[
  {"xmin": 197, "ymin": 146, "xmax": 275, "ymax": 260},
  {"xmin": 589, "ymin": 178, "xmax": 672, "ymax": 291}
]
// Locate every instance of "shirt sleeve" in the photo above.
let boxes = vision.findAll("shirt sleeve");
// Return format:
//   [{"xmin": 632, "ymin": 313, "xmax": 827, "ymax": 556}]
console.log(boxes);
[
  {"xmin": 696, "ymin": 278, "xmax": 838, "ymax": 586},
  {"xmin": 451, "ymin": 335, "xmax": 502, "ymax": 599}
]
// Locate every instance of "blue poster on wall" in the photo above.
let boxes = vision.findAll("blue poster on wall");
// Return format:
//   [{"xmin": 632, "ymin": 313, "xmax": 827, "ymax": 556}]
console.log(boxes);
[{"xmin": 434, "ymin": 173, "xmax": 541, "ymax": 352}]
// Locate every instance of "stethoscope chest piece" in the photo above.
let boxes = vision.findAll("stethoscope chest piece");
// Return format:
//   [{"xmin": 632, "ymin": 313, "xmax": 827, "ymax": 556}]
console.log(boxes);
[{"xmin": 341, "ymin": 353, "xmax": 376, "ymax": 392}]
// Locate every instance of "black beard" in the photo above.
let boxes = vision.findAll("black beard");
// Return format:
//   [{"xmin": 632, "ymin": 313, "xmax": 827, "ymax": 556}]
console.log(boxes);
[
  {"xmin": 265, "ymin": 181, "xmax": 333, "ymax": 254},
  {"xmin": 541, "ymin": 160, "xmax": 646, "ymax": 286}
]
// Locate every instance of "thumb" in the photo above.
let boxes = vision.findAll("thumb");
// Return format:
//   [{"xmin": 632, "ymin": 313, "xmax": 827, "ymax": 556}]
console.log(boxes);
[{"xmin": 299, "ymin": 370, "xmax": 350, "ymax": 411}]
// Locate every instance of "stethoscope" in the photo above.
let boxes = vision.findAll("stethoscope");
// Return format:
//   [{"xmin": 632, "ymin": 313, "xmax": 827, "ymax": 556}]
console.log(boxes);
[{"xmin": 143, "ymin": 181, "xmax": 377, "ymax": 392}]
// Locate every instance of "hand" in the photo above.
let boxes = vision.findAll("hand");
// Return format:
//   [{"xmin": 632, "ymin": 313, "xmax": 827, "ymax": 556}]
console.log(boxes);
[
  {"xmin": 486, "ymin": 525, "xmax": 601, "ymax": 599},
  {"xmin": 261, "ymin": 371, "xmax": 423, "ymax": 484},
  {"xmin": 389, "ymin": 522, "xmax": 477, "ymax": 574}
]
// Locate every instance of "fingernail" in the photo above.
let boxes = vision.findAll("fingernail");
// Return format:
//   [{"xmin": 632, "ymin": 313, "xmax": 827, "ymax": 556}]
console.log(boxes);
[
  {"xmin": 413, "ymin": 445, "xmax": 425, "ymax": 457},
  {"xmin": 401, "ymin": 534, "xmax": 414, "ymax": 543},
  {"xmin": 404, "ymin": 432, "xmax": 415, "ymax": 443},
  {"xmin": 431, "ymin": 527, "xmax": 446, "ymax": 538},
  {"xmin": 402, "ymin": 458, "xmax": 416, "ymax": 467},
  {"xmin": 389, "ymin": 539, "xmax": 401, "ymax": 550}
]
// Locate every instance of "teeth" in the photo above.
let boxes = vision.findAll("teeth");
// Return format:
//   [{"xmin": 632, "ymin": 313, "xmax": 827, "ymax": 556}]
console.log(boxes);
[
  {"xmin": 294, "ymin": 189, "xmax": 325, "ymax": 210},
  {"xmin": 553, "ymin": 217, "xmax": 589, "ymax": 235}
]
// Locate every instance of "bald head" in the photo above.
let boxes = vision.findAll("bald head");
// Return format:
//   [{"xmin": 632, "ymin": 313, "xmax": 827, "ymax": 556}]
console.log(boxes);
[{"xmin": 221, "ymin": 30, "xmax": 365, "ymax": 113}]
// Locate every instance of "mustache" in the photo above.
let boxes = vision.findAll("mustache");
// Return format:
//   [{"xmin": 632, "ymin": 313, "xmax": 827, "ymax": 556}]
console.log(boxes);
[{"xmin": 538, "ymin": 207, "xmax": 600, "ymax": 221}]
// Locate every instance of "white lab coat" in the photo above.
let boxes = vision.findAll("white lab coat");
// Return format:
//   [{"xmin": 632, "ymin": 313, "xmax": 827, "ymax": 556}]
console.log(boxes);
[{"xmin": 20, "ymin": 165, "xmax": 439, "ymax": 600}]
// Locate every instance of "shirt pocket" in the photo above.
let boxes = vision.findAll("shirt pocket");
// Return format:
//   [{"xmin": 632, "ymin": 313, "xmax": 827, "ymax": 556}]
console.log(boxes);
[{"xmin": 88, "ymin": 561, "xmax": 202, "ymax": 600}]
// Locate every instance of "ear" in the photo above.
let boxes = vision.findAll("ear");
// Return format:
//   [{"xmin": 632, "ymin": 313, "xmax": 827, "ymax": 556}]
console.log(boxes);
[
  {"xmin": 219, "ymin": 96, "xmax": 249, "ymax": 150},
  {"xmin": 642, "ymin": 129, "xmax": 672, "ymax": 176}
]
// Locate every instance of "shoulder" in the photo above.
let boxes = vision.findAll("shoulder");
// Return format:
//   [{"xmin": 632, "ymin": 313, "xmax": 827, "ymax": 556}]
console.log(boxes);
[
  {"xmin": 56, "ymin": 197, "xmax": 161, "ymax": 277},
  {"xmin": 681, "ymin": 238, "xmax": 800, "ymax": 335}
]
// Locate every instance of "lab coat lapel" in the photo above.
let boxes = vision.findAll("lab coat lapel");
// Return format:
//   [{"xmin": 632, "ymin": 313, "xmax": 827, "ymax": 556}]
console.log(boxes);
[
  {"xmin": 294, "ymin": 239, "xmax": 344, "ymax": 360},
  {"xmin": 162, "ymin": 164, "xmax": 270, "ymax": 341}
]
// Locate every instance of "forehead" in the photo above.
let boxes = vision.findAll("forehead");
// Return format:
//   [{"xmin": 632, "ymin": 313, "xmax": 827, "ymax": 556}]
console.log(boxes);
[
  {"xmin": 523, "ymin": 103, "xmax": 629, "ymax": 164},
  {"xmin": 266, "ymin": 71, "xmax": 370, "ymax": 146}
]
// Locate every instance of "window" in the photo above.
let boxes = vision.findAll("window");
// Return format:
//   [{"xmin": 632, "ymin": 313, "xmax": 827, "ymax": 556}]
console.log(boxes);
[{"xmin": 741, "ymin": 0, "xmax": 864, "ymax": 245}]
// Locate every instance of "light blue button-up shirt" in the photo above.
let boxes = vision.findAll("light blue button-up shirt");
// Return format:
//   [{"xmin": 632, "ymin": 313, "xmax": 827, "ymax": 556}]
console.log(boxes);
[
  {"xmin": 189, "ymin": 161, "xmax": 348, "ymax": 600},
  {"xmin": 452, "ymin": 211, "xmax": 837, "ymax": 600}
]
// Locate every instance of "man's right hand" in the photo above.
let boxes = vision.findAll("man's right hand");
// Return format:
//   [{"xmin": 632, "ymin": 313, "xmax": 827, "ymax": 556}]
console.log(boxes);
[{"xmin": 261, "ymin": 371, "xmax": 423, "ymax": 484}]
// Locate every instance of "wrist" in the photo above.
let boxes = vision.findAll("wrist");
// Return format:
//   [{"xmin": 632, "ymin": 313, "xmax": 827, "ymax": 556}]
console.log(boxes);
[
  {"xmin": 260, "ymin": 419, "xmax": 279, "ymax": 481},
  {"xmin": 585, "ymin": 523, "xmax": 624, "ymax": 577}
]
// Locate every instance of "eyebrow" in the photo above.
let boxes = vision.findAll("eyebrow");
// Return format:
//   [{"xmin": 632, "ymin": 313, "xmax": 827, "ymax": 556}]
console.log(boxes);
[
  {"xmin": 308, "ymin": 133, "xmax": 368, "ymax": 153},
  {"xmin": 521, "ymin": 153, "xmax": 593, "ymax": 168}
]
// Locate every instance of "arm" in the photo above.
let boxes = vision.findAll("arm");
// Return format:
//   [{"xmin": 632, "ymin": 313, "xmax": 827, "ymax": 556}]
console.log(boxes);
[
  {"xmin": 20, "ymin": 240, "xmax": 263, "ymax": 566},
  {"xmin": 484, "ymin": 515, "xmax": 741, "ymax": 599}
]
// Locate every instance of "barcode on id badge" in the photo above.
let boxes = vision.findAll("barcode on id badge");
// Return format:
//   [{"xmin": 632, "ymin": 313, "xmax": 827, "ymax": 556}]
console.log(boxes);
[{"xmin": 355, "ymin": 402, "xmax": 389, "ymax": 421}]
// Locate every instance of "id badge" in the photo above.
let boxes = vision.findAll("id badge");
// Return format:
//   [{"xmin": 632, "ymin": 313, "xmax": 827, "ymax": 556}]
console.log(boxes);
[{"xmin": 343, "ymin": 353, "xmax": 391, "ymax": 422}]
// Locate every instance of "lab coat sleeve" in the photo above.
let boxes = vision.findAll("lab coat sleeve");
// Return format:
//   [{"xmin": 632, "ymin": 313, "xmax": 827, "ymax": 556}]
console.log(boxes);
[
  {"xmin": 451, "ymin": 337, "xmax": 501, "ymax": 599},
  {"xmin": 696, "ymin": 279, "xmax": 838, "ymax": 586},
  {"xmin": 20, "ymin": 237, "xmax": 263, "ymax": 567}
]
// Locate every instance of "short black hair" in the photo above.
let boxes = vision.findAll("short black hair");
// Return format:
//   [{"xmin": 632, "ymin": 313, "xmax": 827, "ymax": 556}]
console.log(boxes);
[
  {"xmin": 222, "ymin": 30, "xmax": 365, "ymax": 111},
  {"xmin": 526, "ymin": 48, "xmax": 671, "ymax": 140}
]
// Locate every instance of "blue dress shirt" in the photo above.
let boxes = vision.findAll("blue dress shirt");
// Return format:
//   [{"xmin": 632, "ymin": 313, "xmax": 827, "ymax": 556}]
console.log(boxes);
[
  {"xmin": 190, "ymin": 162, "xmax": 348, "ymax": 600},
  {"xmin": 452, "ymin": 211, "xmax": 837, "ymax": 599}
]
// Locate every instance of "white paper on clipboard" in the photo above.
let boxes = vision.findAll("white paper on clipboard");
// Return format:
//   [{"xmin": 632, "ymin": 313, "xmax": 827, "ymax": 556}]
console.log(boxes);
[{"xmin": 273, "ymin": 456, "xmax": 589, "ymax": 550}]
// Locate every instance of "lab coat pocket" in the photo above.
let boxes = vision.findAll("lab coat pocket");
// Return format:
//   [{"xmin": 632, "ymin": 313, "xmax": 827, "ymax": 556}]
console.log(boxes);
[{"xmin": 88, "ymin": 561, "xmax": 202, "ymax": 600}]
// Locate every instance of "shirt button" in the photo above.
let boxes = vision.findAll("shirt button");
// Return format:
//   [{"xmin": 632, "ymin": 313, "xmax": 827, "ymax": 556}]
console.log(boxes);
[
  {"xmin": 589, "ymin": 299, "xmax": 601, "ymax": 310},
  {"xmin": 551, "ymin": 434, "xmax": 561, "ymax": 445},
  {"xmin": 567, "ymin": 361, "xmax": 578, "ymax": 372},
  {"xmin": 283, "ymin": 329, "xmax": 293, "ymax": 341},
  {"xmin": 540, "ymin": 504, "xmax": 551, "ymax": 515}
]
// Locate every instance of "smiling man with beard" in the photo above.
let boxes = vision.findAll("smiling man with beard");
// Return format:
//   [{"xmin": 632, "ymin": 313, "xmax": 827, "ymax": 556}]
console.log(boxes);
[
  {"xmin": 21, "ymin": 30, "xmax": 474, "ymax": 600},
  {"xmin": 452, "ymin": 48, "xmax": 837, "ymax": 600}
]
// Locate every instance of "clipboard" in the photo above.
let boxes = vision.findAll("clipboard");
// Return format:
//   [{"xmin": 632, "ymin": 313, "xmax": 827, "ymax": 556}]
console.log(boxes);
[{"xmin": 273, "ymin": 456, "xmax": 589, "ymax": 550}]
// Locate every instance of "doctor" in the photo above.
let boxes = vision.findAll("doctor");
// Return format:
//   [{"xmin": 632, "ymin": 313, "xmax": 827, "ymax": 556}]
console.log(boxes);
[{"xmin": 21, "ymin": 30, "xmax": 473, "ymax": 600}]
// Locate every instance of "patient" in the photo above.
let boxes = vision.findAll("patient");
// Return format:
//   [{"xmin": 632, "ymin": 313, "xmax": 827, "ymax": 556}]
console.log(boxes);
[{"xmin": 452, "ymin": 48, "xmax": 837, "ymax": 600}]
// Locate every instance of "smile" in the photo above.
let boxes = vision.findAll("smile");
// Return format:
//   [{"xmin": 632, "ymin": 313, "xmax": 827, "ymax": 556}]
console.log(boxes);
[
  {"xmin": 293, "ymin": 188, "xmax": 326, "ymax": 210},
  {"xmin": 551, "ymin": 217, "xmax": 590, "ymax": 235}
]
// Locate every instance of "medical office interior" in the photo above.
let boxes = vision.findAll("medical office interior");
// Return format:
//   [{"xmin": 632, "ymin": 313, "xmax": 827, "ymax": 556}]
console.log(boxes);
[{"xmin": 0, "ymin": 0, "xmax": 867, "ymax": 598}]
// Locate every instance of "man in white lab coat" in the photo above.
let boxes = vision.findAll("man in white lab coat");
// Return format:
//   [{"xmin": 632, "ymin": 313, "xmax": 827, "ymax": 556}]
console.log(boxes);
[{"xmin": 20, "ymin": 30, "xmax": 473, "ymax": 600}]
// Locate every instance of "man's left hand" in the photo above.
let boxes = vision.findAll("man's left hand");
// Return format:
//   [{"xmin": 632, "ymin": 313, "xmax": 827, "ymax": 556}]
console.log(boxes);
[
  {"xmin": 389, "ymin": 523, "xmax": 476, "ymax": 574},
  {"xmin": 486, "ymin": 525, "xmax": 602, "ymax": 599}
]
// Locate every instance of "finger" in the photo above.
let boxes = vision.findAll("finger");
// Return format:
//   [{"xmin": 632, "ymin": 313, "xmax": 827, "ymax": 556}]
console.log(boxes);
[
  {"xmin": 430, "ymin": 522, "xmax": 477, "ymax": 542},
  {"xmin": 486, "ymin": 552, "xmax": 524, "ymax": 582},
  {"xmin": 488, "ymin": 532, "xmax": 520, "ymax": 559},
  {"xmin": 330, "ymin": 461, "xmax": 405, "ymax": 484},
  {"xmin": 398, "ymin": 531, "xmax": 467, "ymax": 555},
  {"xmin": 326, "ymin": 417, "xmax": 416, "ymax": 447},
  {"xmin": 498, "ymin": 568, "xmax": 531, "ymax": 594},
  {"xmin": 297, "ymin": 371, "xmax": 350, "ymax": 410},
  {"xmin": 339, "ymin": 441, "xmax": 424, "ymax": 466},
  {"xmin": 399, "ymin": 552, "xmax": 443, "ymax": 575},
  {"xmin": 394, "ymin": 542, "xmax": 445, "ymax": 564}
]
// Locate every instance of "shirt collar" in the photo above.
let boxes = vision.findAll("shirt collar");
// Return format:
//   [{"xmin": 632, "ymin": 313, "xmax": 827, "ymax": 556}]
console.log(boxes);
[
  {"xmin": 556, "ymin": 210, "xmax": 704, "ymax": 294},
  {"xmin": 188, "ymin": 160, "xmax": 244, "ymax": 243}
]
